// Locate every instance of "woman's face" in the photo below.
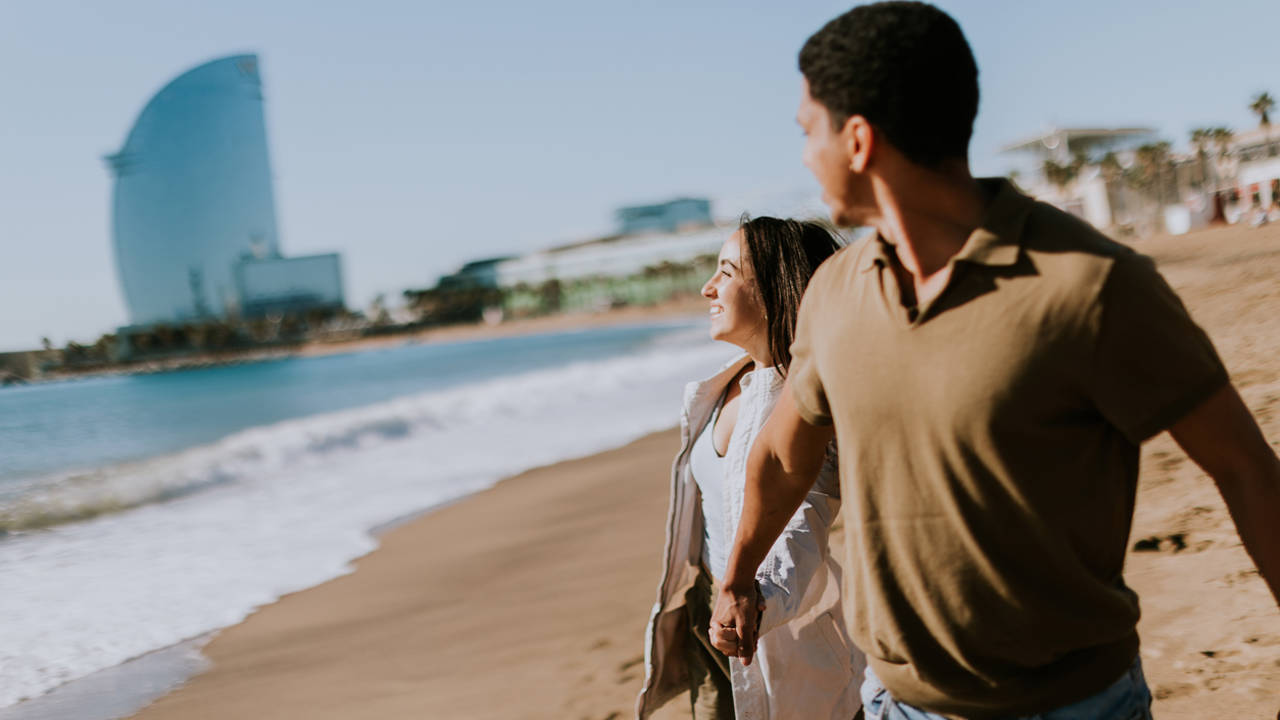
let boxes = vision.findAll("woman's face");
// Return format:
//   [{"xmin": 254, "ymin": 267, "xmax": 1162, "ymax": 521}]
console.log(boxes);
[{"xmin": 702, "ymin": 232, "xmax": 766, "ymax": 350}]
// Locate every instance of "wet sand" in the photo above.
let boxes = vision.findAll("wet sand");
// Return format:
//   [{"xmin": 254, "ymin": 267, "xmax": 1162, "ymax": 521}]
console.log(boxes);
[
  {"xmin": 130, "ymin": 429, "xmax": 688, "ymax": 720},
  {"xmin": 129, "ymin": 224, "xmax": 1280, "ymax": 719}
]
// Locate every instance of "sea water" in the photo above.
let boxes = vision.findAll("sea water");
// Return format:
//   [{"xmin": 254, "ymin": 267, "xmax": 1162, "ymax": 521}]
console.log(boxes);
[{"xmin": 0, "ymin": 320, "xmax": 732, "ymax": 710}]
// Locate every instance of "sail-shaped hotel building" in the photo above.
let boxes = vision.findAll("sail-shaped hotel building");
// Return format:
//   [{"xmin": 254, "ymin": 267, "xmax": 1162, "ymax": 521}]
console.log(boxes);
[{"xmin": 106, "ymin": 54, "xmax": 343, "ymax": 326}]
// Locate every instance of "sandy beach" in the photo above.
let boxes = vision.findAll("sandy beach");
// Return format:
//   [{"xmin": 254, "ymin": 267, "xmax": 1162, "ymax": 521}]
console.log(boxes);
[{"xmin": 129, "ymin": 224, "xmax": 1280, "ymax": 720}]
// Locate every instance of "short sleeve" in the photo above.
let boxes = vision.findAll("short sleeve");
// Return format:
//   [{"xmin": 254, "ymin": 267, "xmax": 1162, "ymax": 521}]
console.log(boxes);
[
  {"xmin": 1085, "ymin": 252, "xmax": 1229, "ymax": 443},
  {"xmin": 788, "ymin": 264, "xmax": 833, "ymax": 426}
]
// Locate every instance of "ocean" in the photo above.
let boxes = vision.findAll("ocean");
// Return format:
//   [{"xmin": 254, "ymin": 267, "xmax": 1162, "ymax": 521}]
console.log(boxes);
[{"xmin": 0, "ymin": 319, "xmax": 732, "ymax": 712}]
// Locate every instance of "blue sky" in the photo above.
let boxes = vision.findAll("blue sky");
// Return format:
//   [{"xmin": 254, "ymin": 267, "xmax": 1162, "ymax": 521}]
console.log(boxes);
[{"xmin": 2, "ymin": 0, "xmax": 1277, "ymax": 351}]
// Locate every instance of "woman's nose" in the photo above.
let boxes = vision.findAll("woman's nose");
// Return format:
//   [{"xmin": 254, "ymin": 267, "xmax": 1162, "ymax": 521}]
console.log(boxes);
[{"xmin": 701, "ymin": 277, "xmax": 716, "ymax": 298}]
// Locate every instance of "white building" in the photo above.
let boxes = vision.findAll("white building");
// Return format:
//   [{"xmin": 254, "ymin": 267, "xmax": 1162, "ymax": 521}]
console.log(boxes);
[
  {"xmin": 486, "ymin": 226, "xmax": 729, "ymax": 288},
  {"xmin": 1001, "ymin": 127, "xmax": 1157, "ymax": 231},
  {"xmin": 1230, "ymin": 126, "xmax": 1280, "ymax": 209}
]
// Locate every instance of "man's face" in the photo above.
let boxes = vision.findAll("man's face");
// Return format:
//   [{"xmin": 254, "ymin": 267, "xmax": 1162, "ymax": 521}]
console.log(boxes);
[{"xmin": 798, "ymin": 79, "xmax": 871, "ymax": 226}]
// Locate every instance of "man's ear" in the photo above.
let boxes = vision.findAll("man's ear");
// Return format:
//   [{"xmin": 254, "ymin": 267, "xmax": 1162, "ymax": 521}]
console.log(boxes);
[{"xmin": 842, "ymin": 115, "xmax": 874, "ymax": 173}]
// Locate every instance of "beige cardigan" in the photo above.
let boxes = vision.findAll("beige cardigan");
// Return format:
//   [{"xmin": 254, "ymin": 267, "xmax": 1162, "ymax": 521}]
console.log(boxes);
[{"xmin": 636, "ymin": 355, "xmax": 865, "ymax": 720}]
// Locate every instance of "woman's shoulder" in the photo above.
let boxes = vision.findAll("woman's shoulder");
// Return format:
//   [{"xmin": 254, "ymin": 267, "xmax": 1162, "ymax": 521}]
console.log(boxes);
[{"xmin": 681, "ymin": 354, "xmax": 753, "ymax": 410}]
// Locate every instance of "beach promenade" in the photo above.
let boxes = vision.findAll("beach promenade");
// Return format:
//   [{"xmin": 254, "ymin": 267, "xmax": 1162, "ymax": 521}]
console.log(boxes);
[{"xmin": 131, "ymin": 224, "xmax": 1280, "ymax": 720}]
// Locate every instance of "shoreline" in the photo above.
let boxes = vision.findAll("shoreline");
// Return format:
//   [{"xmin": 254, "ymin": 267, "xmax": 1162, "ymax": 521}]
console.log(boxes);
[
  {"xmin": 0, "ymin": 490, "xmax": 515, "ymax": 720},
  {"xmin": 0, "ymin": 637, "xmax": 212, "ymax": 720},
  {"xmin": 21, "ymin": 298, "xmax": 709, "ymax": 386},
  {"xmin": 125, "ymin": 428, "xmax": 691, "ymax": 720},
  {"xmin": 0, "ymin": 312, "xmax": 727, "ymax": 716},
  {"xmin": 1, "ymin": 429, "xmax": 685, "ymax": 720}
]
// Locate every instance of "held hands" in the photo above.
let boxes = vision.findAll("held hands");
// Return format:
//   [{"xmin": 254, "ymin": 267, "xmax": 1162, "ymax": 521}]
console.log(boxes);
[{"xmin": 709, "ymin": 580, "xmax": 766, "ymax": 665}]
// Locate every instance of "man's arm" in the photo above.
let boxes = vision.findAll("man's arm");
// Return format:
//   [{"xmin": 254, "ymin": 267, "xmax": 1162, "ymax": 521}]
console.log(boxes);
[
  {"xmin": 1169, "ymin": 383, "xmax": 1280, "ymax": 604},
  {"xmin": 709, "ymin": 384, "xmax": 834, "ymax": 665}
]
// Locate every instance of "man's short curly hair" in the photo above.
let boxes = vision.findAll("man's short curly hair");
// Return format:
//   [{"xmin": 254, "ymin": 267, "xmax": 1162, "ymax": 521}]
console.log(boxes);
[{"xmin": 799, "ymin": 2, "xmax": 979, "ymax": 168}]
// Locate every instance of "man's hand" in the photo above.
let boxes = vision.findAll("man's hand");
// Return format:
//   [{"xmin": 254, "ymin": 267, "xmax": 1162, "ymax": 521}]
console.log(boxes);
[{"xmin": 709, "ymin": 580, "xmax": 766, "ymax": 665}]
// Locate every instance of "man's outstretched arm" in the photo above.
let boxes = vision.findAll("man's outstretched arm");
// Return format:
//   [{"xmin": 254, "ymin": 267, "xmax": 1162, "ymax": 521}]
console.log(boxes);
[
  {"xmin": 710, "ymin": 384, "xmax": 833, "ymax": 665},
  {"xmin": 1170, "ymin": 383, "xmax": 1280, "ymax": 604}
]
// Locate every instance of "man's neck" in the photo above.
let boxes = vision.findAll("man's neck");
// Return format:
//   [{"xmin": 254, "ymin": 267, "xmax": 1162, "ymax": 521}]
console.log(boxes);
[{"xmin": 870, "ymin": 162, "xmax": 988, "ymax": 282}]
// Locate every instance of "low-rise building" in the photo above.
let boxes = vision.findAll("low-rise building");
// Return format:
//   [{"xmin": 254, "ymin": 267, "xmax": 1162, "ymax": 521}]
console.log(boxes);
[
  {"xmin": 615, "ymin": 197, "xmax": 713, "ymax": 235},
  {"xmin": 234, "ymin": 253, "xmax": 345, "ymax": 318},
  {"xmin": 1230, "ymin": 126, "xmax": 1280, "ymax": 210},
  {"xmin": 412, "ymin": 224, "xmax": 729, "ymax": 321}
]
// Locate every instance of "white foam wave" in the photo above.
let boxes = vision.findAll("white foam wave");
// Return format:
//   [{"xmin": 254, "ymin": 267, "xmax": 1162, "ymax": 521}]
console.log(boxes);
[
  {"xmin": 0, "ymin": 330, "xmax": 733, "ymax": 708},
  {"xmin": 0, "ymin": 333, "xmax": 727, "ymax": 534}
]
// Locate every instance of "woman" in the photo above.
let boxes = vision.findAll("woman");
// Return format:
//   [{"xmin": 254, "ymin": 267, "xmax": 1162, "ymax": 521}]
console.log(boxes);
[{"xmin": 637, "ymin": 217, "xmax": 865, "ymax": 720}]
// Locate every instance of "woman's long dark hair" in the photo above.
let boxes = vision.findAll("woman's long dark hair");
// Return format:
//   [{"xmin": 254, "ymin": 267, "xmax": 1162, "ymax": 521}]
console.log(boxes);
[{"xmin": 739, "ymin": 215, "xmax": 843, "ymax": 377}]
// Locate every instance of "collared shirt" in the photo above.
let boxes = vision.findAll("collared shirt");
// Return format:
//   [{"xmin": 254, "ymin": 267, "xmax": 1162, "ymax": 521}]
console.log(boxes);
[{"xmin": 788, "ymin": 178, "xmax": 1228, "ymax": 717}]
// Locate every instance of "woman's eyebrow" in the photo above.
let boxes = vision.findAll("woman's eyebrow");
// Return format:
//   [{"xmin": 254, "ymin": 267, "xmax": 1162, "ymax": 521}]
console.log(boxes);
[{"xmin": 719, "ymin": 258, "xmax": 739, "ymax": 271}]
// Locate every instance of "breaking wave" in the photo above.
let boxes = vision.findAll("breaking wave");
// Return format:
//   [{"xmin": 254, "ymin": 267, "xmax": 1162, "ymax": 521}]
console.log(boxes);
[{"xmin": 0, "ymin": 337, "xmax": 731, "ymax": 534}]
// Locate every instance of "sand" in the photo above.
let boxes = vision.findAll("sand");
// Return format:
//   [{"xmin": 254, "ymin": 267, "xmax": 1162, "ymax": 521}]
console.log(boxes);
[
  {"xmin": 131, "ymin": 429, "xmax": 687, "ymax": 720},
  {"xmin": 1119, "ymin": 223, "xmax": 1280, "ymax": 716},
  {"xmin": 130, "ymin": 224, "xmax": 1280, "ymax": 720}
]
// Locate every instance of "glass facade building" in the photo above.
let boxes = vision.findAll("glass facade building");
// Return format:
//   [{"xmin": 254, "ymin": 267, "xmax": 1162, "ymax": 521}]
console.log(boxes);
[
  {"xmin": 615, "ymin": 198, "xmax": 712, "ymax": 235},
  {"xmin": 106, "ymin": 55, "xmax": 282, "ymax": 325},
  {"xmin": 235, "ymin": 253, "xmax": 344, "ymax": 318}
]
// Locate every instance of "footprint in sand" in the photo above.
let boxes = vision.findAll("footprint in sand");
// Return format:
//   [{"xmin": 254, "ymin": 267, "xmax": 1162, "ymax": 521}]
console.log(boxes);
[
  {"xmin": 617, "ymin": 655, "xmax": 644, "ymax": 686},
  {"xmin": 1152, "ymin": 681, "xmax": 1195, "ymax": 700},
  {"xmin": 1132, "ymin": 533, "xmax": 1187, "ymax": 553}
]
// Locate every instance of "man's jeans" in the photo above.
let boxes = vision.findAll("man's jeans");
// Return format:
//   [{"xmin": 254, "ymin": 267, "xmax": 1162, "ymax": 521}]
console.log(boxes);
[{"xmin": 860, "ymin": 657, "xmax": 1154, "ymax": 720}]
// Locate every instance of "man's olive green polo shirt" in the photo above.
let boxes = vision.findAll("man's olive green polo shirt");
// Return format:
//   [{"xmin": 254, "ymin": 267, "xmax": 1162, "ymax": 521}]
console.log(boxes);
[{"xmin": 789, "ymin": 179, "xmax": 1228, "ymax": 717}]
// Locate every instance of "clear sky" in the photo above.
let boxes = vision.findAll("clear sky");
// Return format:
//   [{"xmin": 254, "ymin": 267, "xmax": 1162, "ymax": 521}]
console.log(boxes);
[{"xmin": 2, "ymin": 0, "xmax": 1277, "ymax": 351}]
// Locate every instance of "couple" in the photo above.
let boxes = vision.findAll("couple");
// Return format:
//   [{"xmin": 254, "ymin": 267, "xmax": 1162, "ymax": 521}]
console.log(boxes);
[{"xmin": 640, "ymin": 3, "xmax": 1280, "ymax": 720}]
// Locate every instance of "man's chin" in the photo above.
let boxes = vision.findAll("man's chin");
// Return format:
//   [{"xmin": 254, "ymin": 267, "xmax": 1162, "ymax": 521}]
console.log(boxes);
[
  {"xmin": 830, "ymin": 207, "xmax": 857, "ymax": 228},
  {"xmin": 828, "ymin": 205, "xmax": 869, "ymax": 229}
]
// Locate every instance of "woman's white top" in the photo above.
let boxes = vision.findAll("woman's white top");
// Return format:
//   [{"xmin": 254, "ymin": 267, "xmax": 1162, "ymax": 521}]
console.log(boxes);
[
  {"xmin": 689, "ymin": 399, "xmax": 729, "ymax": 580},
  {"xmin": 638, "ymin": 354, "xmax": 866, "ymax": 720}
]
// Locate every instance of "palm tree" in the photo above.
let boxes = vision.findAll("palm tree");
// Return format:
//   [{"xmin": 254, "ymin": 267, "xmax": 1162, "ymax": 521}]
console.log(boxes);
[
  {"xmin": 1190, "ymin": 128, "xmax": 1213, "ymax": 187},
  {"xmin": 1098, "ymin": 152, "xmax": 1123, "ymax": 181},
  {"xmin": 1252, "ymin": 93, "xmax": 1277, "ymax": 159},
  {"xmin": 1042, "ymin": 148, "xmax": 1092, "ymax": 194},
  {"xmin": 1125, "ymin": 142, "xmax": 1174, "ymax": 231},
  {"xmin": 1042, "ymin": 158, "xmax": 1079, "ymax": 191},
  {"xmin": 1210, "ymin": 126, "xmax": 1234, "ymax": 156},
  {"xmin": 1251, "ymin": 92, "xmax": 1275, "ymax": 127},
  {"xmin": 92, "ymin": 334, "xmax": 117, "ymax": 362},
  {"xmin": 1097, "ymin": 152, "xmax": 1131, "ymax": 224},
  {"xmin": 1126, "ymin": 143, "xmax": 1165, "ymax": 195}
]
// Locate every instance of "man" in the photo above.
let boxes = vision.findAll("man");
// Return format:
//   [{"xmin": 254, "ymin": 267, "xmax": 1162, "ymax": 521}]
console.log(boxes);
[{"xmin": 710, "ymin": 3, "xmax": 1280, "ymax": 718}]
